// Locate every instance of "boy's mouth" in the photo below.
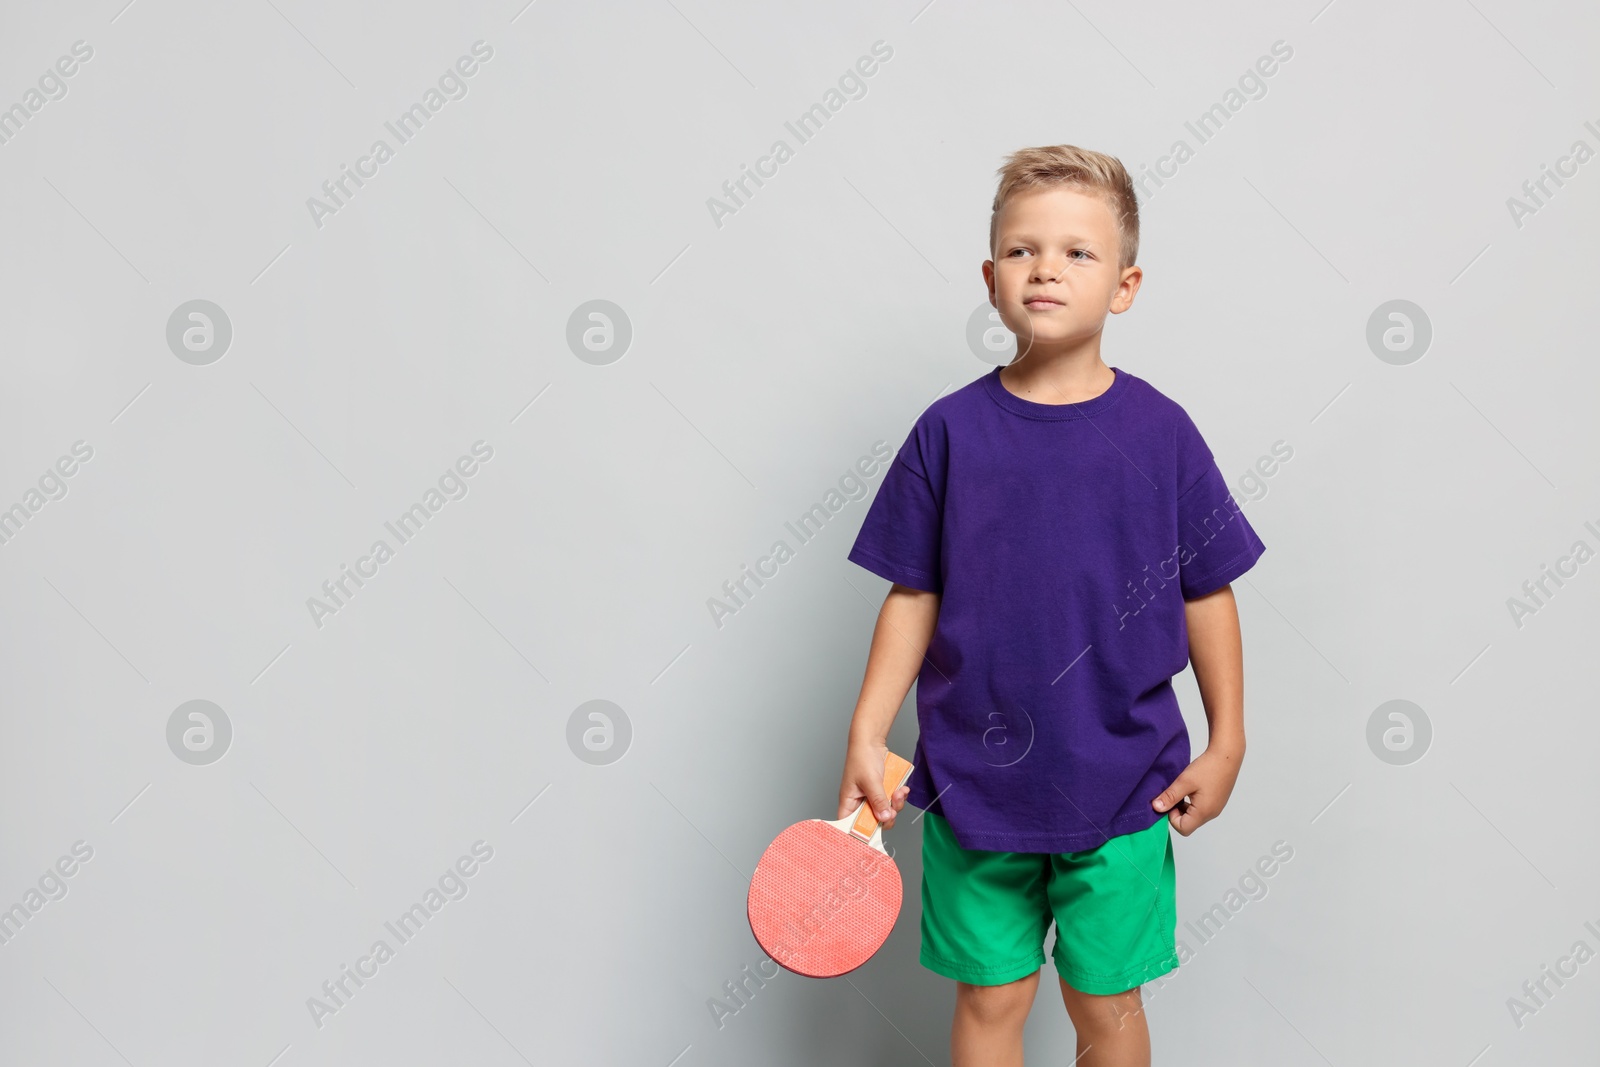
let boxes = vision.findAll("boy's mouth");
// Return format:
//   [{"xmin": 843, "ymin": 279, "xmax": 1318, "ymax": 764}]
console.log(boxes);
[{"xmin": 1023, "ymin": 297, "xmax": 1064, "ymax": 309}]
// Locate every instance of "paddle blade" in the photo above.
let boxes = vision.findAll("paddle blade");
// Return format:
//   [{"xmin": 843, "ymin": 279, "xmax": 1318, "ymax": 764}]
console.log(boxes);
[{"xmin": 747, "ymin": 821, "xmax": 902, "ymax": 978}]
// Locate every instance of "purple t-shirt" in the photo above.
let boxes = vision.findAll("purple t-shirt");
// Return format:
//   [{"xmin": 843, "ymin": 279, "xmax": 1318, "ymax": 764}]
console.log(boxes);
[{"xmin": 847, "ymin": 366, "xmax": 1266, "ymax": 852}]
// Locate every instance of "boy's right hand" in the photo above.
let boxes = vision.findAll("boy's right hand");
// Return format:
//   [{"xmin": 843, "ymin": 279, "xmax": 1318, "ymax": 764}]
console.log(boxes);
[{"xmin": 839, "ymin": 737, "xmax": 910, "ymax": 829}]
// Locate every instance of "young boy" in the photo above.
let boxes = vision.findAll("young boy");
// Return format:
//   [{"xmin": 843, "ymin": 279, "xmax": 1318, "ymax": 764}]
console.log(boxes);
[{"xmin": 839, "ymin": 145, "xmax": 1265, "ymax": 1067}]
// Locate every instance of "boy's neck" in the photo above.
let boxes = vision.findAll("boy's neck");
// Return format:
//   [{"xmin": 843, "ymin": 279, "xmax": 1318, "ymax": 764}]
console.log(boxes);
[{"xmin": 999, "ymin": 344, "xmax": 1114, "ymax": 406}]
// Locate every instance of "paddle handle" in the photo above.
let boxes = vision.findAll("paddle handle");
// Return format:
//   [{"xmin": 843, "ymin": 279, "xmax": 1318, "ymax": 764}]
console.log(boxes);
[{"xmin": 850, "ymin": 750, "xmax": 914, "ymax": 840}]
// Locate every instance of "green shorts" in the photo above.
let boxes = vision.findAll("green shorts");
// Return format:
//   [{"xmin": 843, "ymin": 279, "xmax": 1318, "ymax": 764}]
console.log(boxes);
[{"xmin": 919, "ymin": 810, "xmax": 1178, "ymax": 995}]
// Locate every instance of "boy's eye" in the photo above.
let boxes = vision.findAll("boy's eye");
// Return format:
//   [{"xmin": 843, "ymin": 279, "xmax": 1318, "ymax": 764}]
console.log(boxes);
[{"xmin": 1008, "ymin": 248, "xmax": 1091, "ymax": 261}]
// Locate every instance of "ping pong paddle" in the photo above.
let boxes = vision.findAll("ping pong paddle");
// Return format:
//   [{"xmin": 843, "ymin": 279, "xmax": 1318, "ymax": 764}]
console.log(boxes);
[{"xmin": 747, "ymin": 751, "xmax": 914, "ymax": 978}]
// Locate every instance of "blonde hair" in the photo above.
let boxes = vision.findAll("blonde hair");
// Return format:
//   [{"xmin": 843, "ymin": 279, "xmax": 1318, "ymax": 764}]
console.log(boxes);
[{"xmin": 989, "ymin": 145, "xmax": 1140, "ymax": 271}]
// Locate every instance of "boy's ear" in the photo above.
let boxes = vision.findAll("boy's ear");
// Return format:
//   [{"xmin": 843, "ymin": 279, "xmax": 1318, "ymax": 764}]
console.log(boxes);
[{"xmin": 1110, "ymin": 265, "xmax": 1144, "ymax": 313}]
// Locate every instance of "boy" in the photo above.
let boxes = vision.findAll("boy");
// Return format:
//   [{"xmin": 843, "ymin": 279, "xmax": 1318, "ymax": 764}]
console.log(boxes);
[{"xmin": 839, "ymin": 145, "xmax": 1265, "ymax": 1067}]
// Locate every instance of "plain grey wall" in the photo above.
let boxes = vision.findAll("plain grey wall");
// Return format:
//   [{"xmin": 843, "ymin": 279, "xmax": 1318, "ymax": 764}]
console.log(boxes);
[{"xmin": 2, "ymin": 1, "xmax": 1597, "ymax": 1064}]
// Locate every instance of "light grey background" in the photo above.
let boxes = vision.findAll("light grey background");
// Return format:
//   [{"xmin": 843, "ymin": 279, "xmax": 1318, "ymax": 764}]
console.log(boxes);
[{"xmin": 2, "ymin": 1, "xmax": 1596, "ymax": 1064}]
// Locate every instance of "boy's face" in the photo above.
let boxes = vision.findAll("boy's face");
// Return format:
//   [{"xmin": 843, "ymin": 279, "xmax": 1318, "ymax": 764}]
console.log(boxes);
[{"xmin": 983, "ymin": 186, "xmax": 1141, "ymax": 358}]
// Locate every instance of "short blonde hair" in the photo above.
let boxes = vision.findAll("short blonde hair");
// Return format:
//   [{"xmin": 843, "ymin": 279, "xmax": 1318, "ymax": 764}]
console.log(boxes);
[{"xmin": 989, "ymin": 144, "xmax": 1140, "ymax": 271}]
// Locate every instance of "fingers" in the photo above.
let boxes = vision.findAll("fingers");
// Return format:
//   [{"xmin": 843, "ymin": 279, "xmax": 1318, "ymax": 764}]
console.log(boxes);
[
  {"xmin": 1152, "ymin": 773, "xmax": 1194, "ymax": 814},
  {"xmin": 838, "ymin": 775, "xmax": 870, "ymax": 821},
  {"xmin": 839, "ymin": 778, "xmax": 911, "ymax": 825},
  {"xmin": 867, "ymin": 785, "xmax": 893, "ymax": 825},
  {"xmin": 878, "ymin": 785, "xmax": 915, "ymax": 829},
  {"xmin": 837, "ymin": 789, "xmax": 864, "ymax": 821},
  {"xmin": 1167, "ymin": 799, "xmax": 1210, "ymax": 836}
]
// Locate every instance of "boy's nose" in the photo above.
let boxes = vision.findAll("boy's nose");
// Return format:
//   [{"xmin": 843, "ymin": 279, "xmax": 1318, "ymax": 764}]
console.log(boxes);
[{"xmin": 1032, "ymin": 259, "xmax": 1067, "ymax": 282}]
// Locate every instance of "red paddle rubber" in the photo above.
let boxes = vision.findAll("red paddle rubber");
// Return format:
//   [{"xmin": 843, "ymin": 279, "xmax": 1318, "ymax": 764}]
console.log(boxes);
[
  {"xmin": 747, "ymin": 822, "xmax": 902, "ymax": 977},
  {"xmin": 747, "ymin": 752, "xmax": 914, "ymax": 978}
]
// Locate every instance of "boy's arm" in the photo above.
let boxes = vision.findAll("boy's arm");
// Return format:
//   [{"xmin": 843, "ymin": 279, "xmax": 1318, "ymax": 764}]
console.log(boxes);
[
  {"xmin": 1185, "ymin": 582, "xmax": 1247, "ymax": 752},
  {"xmin": 1152, "ymin": 583, "xmax": 1247, "ymax": 835},
  {"xmin": 840, "ymin": 583, "xmax": 941, "ymax": 826}
]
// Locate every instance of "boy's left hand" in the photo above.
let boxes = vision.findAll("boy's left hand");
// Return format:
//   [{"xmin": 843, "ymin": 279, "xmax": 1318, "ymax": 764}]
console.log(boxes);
[{"xmin": 1151, "ymin": 743, "xmax": 1243, "ymax": 836}]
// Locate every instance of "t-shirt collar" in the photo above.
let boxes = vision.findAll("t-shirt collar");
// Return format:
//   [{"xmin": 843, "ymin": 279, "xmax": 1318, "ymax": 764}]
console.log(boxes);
[{"xmin": 981, "ymin": 365, "xmax": 1129, "ymax": 421}]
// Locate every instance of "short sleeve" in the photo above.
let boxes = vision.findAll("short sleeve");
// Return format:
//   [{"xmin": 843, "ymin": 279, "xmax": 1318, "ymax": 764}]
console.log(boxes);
[
  {"xmin": 848, "ymin": 428, "xmax": 943, "ymax": 593},
  {"xmin": 1175, "ymin": 419, "xmax": 1266, "ymax": 600}
]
